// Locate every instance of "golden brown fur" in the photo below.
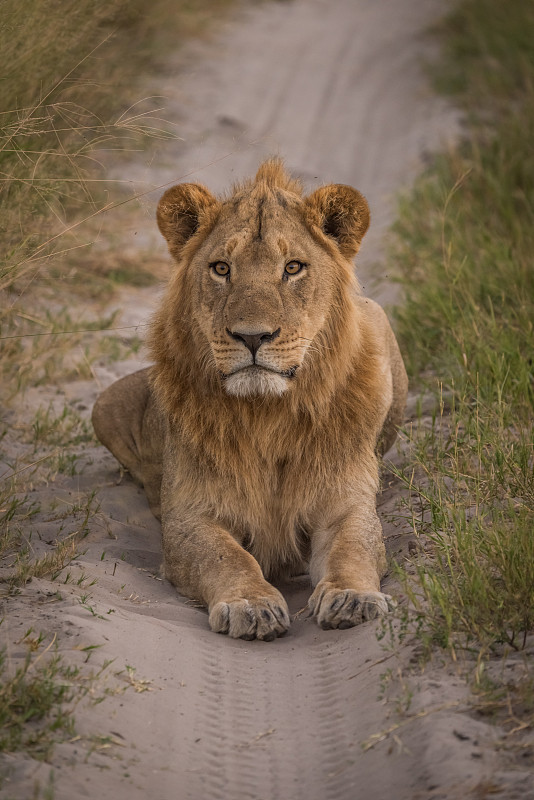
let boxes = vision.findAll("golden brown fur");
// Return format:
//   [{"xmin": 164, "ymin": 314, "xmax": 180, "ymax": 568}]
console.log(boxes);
[{"xmin": 92, "ymin": 159, "xmax": 408, "ymax": 640}]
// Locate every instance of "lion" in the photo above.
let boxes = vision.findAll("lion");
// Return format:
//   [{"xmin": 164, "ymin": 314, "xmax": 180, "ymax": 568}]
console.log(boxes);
[{"xmin": 92, "ymin": 159, "xmax": 408, "ymax": 641}]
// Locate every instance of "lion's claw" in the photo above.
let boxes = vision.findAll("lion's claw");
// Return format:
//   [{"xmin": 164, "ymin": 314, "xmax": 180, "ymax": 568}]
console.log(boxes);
[
  {"xmin": 209, "ymin": 596, "xmax": 290, "ymax": 641},
  {"xmin": 308, "ymin": 585, "xmax": 396, "ymax": 630}
]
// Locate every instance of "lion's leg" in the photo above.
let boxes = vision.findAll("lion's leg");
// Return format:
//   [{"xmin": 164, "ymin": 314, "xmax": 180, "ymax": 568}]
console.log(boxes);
[
  {"xmin": 92, "ymin": 368, "xmax": 163, "ymax": 519},
  {"xmin": 379, "ymin": 322, "xmax": 409, "ymax": 456},
  {"xmin": 308, "ymin": 495, "xmax": 395, "ymax": 630},
  {"xmin": 161, "ymin": 499, "xmax": 290, "ymax": 640}
]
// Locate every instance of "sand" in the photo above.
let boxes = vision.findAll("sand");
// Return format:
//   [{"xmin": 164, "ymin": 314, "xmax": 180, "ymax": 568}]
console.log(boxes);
[{"xmin": 2, "ymin": 1, "xmax": 532, "ymax": 798}]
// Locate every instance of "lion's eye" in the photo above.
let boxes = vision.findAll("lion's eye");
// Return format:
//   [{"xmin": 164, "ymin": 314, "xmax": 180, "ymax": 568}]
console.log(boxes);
[
  {"xmin": 284, "ymin": 260, "xmax": 306, "ymax": 276},
  {"xmin": 211, "ymin": 261, "xmax": 230, "ymax": 278}
]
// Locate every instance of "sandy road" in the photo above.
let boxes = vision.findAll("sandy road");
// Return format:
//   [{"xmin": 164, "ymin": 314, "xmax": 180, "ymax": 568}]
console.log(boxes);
[
  {"xmin": 125, "ymin": 0, "xmax": 458, "ymax": 308},
  {"xmin": 2, "ymin": 1, "xmax": 505, "ymax": 799}
]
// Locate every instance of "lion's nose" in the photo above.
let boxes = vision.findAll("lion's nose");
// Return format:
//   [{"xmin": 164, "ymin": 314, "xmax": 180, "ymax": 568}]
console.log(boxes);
[{"xmin": 227, "ymin": 327, "xmax": 281, "ymax": 358}]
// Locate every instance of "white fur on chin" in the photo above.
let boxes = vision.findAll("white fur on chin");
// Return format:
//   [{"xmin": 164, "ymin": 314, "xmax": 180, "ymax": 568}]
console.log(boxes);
[{"xmin": 225, "ymin": 367, "xmax": 289, "ymax": 398}]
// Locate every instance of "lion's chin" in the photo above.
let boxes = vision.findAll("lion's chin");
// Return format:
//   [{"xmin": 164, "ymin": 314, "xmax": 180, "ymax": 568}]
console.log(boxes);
[{"xmin": 224, "ymin": 366, "xmax": 290, "ymax": 398}]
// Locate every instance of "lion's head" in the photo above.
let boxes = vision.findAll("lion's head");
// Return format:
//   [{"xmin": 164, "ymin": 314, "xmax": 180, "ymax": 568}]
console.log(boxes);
[{"xmin": 152, "ymin": 159, "xmax": 370, "ymax": 403}]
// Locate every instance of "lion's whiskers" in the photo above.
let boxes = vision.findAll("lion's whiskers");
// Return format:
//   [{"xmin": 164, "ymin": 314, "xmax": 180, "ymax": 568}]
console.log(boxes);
[{"xmin": 297, "ymin": 336, "xmax": 332, "ymax": 354}]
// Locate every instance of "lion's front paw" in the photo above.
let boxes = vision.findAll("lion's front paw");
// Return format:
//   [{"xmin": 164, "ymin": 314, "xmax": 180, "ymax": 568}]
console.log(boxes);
[
  {"xmin": 308, "ymin": 584, "xmax": 396, "ymax": 630},
  {"xmin": 209, "ymin": 595, "xmax": 290, "ymax": 641}
]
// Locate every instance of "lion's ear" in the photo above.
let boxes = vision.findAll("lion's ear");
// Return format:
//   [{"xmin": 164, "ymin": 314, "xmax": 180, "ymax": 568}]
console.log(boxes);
[
  {"xmin": 157, "ymin": 183, "xmax": 218, "ymax": 260},
  {"xmin": 304, "ymin": 184, "xmax": 370, "ymax": 259}
]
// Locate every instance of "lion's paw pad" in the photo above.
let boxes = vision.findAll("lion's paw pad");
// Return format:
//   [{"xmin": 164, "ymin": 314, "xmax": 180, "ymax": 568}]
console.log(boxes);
[
  {"xmin": 209, "ymin": 597, "xmax": 290, "ymax": 641},
  {"xmin": 309, "ymin": 587, "xmax": 396, "ymax": 630}
]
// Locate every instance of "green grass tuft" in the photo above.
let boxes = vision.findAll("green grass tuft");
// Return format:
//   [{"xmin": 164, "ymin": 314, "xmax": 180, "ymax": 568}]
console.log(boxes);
[{"xmin": 0, "ymin": 640, "xmax": 76, "ymax": 758}]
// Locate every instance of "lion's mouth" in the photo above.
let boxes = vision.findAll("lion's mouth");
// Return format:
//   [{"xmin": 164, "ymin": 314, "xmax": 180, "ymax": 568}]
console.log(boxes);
[{"xmin": 223, "ymin": 364, "xmax": 298, "ymax": 379}]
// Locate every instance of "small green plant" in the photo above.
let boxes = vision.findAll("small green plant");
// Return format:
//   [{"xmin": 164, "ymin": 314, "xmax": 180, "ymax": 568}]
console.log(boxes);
[
  {"xmin": 0, "ymin": 634, "xmax": 77, "ymax": 758},
  {"xmin": 1, "ymin": 490, "xmax": 99, "ymax": 591},
  {"xmin": 0, "ymin": 486, "xmax": 41, "ymax": 554},
  {"xmin": 0, "ymin": 627, "xmax": 139, "ymax": 767},
  {"xmin": 30, "ymin": 405, "xmax": 93, "ymax": 448}
]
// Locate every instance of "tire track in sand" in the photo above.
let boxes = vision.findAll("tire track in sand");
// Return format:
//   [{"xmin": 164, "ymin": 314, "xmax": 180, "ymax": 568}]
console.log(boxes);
[{"xmin": 187, "ymin": 619, "xmax": 394, "ymax": 800}]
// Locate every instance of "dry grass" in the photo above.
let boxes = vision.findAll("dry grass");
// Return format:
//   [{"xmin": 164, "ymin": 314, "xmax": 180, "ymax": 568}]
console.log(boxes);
[{"xmin": 0, "ymin": 0, "xmax": 235, "ymax": 400}]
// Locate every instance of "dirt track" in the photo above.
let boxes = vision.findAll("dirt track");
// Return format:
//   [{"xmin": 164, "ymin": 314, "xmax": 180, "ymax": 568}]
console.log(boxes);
[
  {"xmin": 122, "ymin": 0, "xmax": 459, "ymax": 308},
  {"xmin": 7, "ymin": 1, "xmax": 524, "ymax": 798}
]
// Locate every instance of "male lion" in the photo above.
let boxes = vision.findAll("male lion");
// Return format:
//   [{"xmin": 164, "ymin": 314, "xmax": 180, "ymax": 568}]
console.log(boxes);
[{"xmin": 92, "ymin": 160, "xmax": 408, "ymax": 641}]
